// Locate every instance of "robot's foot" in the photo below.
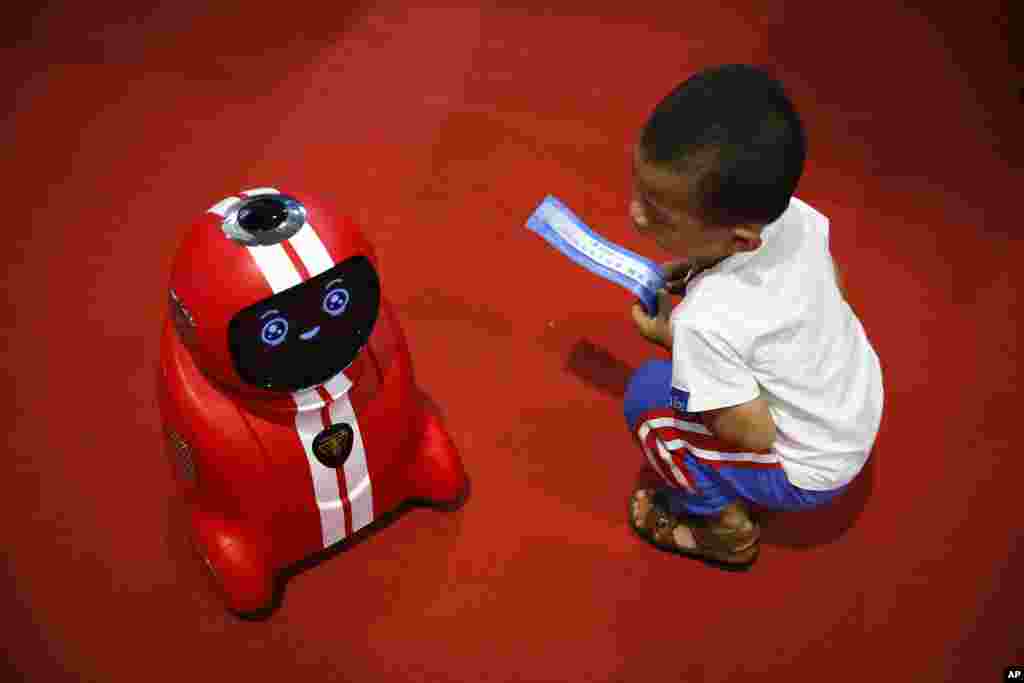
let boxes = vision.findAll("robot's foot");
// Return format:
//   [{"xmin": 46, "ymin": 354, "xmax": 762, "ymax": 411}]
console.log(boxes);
[
  {"xmin": 407, "ymin": 407, "xmax": 468, "ymax": 508},
  {"xmin": 193, "ymin": 511, "xmax": 276, "ymax": 616}
]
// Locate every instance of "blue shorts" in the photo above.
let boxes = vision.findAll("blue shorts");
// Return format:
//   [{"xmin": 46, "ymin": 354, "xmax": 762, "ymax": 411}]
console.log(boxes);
[{"xmin": 623, "ymin": 360, "xmax": 849, "ymax": 517}]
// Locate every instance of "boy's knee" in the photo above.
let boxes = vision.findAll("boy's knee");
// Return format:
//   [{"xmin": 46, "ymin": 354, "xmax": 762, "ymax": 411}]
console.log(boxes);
[
  {"xmin": 623, "ymin": 359, "xmax": 672, "ymax": 430},
  {"xmin": 626, "ymin": 360, "xmax": 670, "ymax": 396}
]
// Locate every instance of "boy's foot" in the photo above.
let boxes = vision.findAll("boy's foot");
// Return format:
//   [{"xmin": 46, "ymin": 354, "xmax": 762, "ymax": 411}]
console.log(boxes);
[{"xmin": 629, "ymin": 488, "xmax": 760, "ymax": 567}]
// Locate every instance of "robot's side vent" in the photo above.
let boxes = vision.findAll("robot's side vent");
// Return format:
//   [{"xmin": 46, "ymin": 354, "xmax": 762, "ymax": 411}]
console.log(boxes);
[{"xmin": 165, "ymin": 428, "xmax": 197, "ymax": 485}]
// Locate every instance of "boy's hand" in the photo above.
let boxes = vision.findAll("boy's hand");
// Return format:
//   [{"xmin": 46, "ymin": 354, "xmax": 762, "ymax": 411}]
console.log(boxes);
[
  {"xmin": 631, "ymin": 289, "xmax": 675, "ymax": 351},
  {"xmin": 661, "ymin": 259, "xmax": 693, "ymax": 295}
]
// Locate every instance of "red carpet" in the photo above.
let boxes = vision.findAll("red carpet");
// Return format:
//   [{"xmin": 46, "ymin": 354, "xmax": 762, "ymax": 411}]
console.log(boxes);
[{"xmin": 3, "ymin": 2, "xmax": 1020, "ymax": 681}]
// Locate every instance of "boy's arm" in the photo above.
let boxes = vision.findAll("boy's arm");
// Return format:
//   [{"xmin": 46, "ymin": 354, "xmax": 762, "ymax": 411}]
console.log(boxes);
[
  {"xmin": 701, "ymin": 393, "xmax": 777, "ymax": 453},
  {"xmin": 671, "ymin": 320, "xmax": 776, "ymax": 452}
]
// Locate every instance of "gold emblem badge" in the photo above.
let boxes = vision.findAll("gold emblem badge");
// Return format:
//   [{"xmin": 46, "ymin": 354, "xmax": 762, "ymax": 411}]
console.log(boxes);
[{"xmin": 312, "ymin": 423, "xmax": 355, "ymax": 468}]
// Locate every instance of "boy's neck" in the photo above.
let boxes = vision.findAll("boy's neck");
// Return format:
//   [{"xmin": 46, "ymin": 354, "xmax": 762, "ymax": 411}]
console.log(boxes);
[
  {"xmin": 691, "ymin": 255, "xmax": 728, "ymax": 275},
  {"xmin": 683, "ymin": 255, "xmax": 727, "ymax": 286}
]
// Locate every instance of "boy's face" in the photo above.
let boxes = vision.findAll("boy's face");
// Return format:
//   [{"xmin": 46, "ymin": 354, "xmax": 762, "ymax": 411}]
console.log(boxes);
[{"xmin": 630, "ymin": 145, "xmax": 761, "ymax": 263}]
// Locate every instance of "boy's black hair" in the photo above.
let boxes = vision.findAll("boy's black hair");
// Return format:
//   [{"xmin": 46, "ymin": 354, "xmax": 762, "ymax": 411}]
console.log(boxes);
[{"xmin": 640, "ymin": 64, "xmax": 806, "ymax": 227}]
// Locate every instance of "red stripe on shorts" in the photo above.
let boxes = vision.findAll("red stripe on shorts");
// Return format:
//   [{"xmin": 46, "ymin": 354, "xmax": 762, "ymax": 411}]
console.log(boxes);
[{"xmin": 641, "ymin": 428, "xmax": 681, "ymax": 488}]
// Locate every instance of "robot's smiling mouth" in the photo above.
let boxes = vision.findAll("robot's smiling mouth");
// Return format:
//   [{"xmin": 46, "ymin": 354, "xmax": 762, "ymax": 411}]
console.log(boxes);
[{"xmin": 300, "ymin": 326, "xmax": 321, "ymax": 340}]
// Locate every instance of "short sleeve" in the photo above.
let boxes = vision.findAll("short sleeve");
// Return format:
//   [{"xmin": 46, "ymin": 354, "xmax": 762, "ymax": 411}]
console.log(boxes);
[{"xmin": 671, "ymin": 319, "xmax": 759, "ymax": 413}]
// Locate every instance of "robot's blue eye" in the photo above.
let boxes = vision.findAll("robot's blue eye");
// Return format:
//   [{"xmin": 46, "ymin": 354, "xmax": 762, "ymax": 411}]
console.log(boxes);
[
  {"xmin": 323, "ymin": 288, "xmax": 350, "ymax": 317},
  {"xmin": 260, "ymin": 317, "xmax": 289, "ymax": 346}
]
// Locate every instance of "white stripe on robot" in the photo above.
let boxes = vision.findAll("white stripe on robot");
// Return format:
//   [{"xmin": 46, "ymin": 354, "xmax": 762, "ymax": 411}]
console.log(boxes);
[
  {"xmin": 291, "ymin": 372, "xmax": 353, "ymax": 411},
  {"xmin": 289, "ymin": 223, "xmax": 335, "ymax": 277},
  {"xmin": 327, "ymin": 396, "xmax": 374, "ymax": 534},
  {"xmin": 322, "ymin": 371, "xmax": 353, "ymax": 400},
  {"xmin": 285, "ymin": 219, "xmax": 373, "ymax": 542},
  {"xmin": 226, "ymin": 189, "xmax": 373, "ymax": 548},
  {"xmin": 294, "ymin": 409, "xmax": 347, "ymax": 547},
  {"xmin": 208, "ymin": 196, "xmax": 242, "ymax": 217},
  {"xmin": 245, "ymin": 244, "xmax": 303, "ymax": 293},
  {"xmin": 292, "ymin": 387, "xmax": 328, "ymax": 412}
]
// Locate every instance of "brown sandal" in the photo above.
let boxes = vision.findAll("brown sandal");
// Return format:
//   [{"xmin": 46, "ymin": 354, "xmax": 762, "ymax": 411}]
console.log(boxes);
[{"xmin": 629, "ymin": 488, "xmax": 760, "ymax": 568}]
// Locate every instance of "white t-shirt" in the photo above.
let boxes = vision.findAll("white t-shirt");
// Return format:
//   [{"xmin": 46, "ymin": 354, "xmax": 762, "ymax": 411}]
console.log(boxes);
[{"xmin": 669, "ymin": 197, "xmax": 884, "ymax": 491}]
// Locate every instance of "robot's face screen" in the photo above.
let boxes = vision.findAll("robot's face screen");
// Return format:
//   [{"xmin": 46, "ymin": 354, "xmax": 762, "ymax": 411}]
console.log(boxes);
[{"xmin": 228, "ymin": 255, "xmax": 381, "ymax": 392}]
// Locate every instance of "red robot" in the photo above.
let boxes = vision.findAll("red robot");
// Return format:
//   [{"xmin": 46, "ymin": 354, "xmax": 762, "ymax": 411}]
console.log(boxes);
[{"xmin": 157, "ymin": 187, "xmax": 467, "ymax": 615}]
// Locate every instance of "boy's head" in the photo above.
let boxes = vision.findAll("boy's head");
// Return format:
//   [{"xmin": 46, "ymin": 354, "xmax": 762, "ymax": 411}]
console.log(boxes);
[{"xmin": 631, "ymin": 64, "xmax": 806, "ymax": 263}]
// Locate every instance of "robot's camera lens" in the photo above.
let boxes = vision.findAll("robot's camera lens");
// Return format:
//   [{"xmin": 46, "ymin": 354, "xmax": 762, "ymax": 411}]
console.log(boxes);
[{"xmin": 238, "ymin": 197, "xmax": 289, "ymax": 233}]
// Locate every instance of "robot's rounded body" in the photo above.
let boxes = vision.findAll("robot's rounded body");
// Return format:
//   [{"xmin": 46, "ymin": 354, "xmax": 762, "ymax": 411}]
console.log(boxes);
[{"xmin": 157, "ymin": 188, "xmax": 466, "ymax": 614}]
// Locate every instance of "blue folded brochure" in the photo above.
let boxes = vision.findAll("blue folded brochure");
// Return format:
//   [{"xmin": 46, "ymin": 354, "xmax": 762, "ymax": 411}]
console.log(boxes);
[{"xmin": 526, "ymin": 195, "xmax": 666, "ymax": 316}]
